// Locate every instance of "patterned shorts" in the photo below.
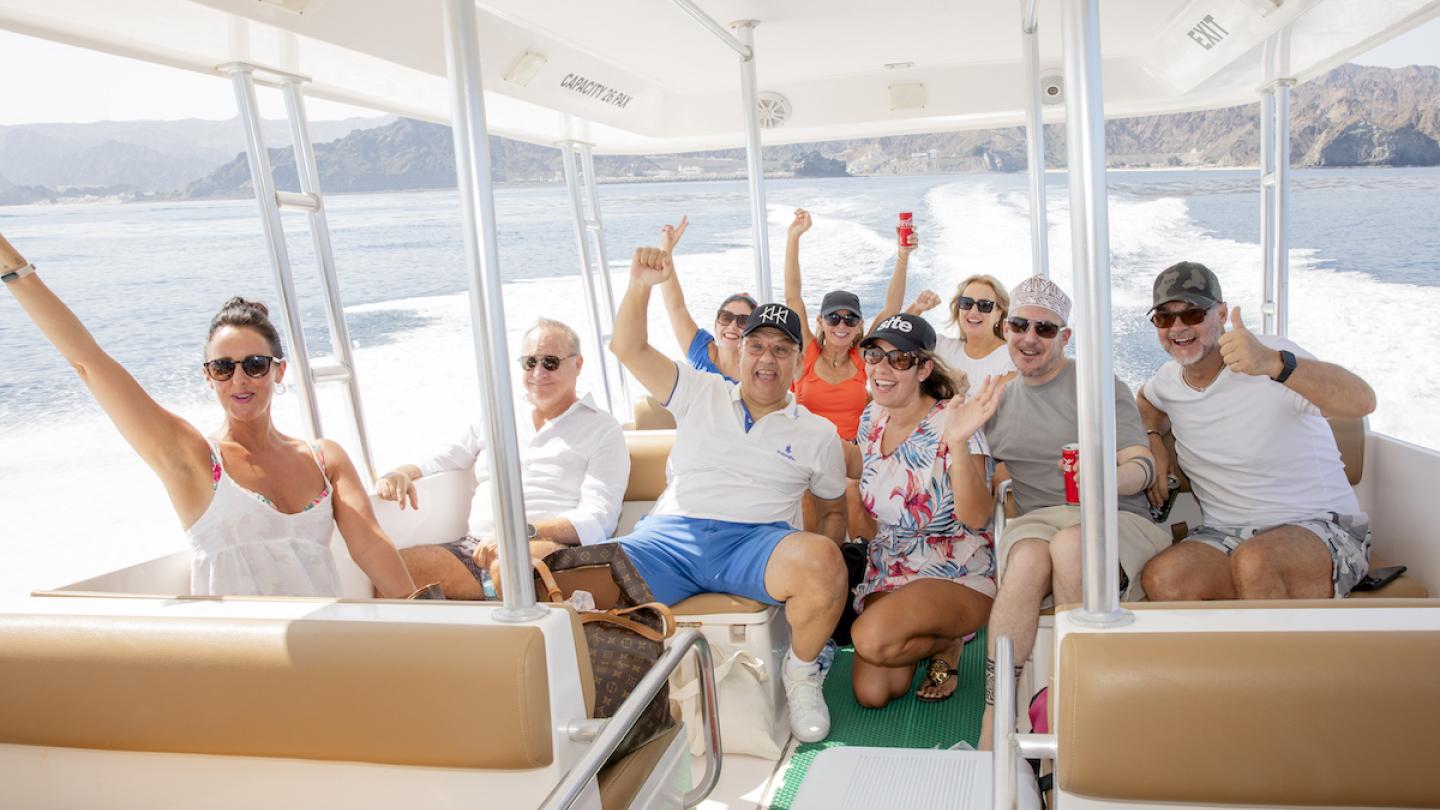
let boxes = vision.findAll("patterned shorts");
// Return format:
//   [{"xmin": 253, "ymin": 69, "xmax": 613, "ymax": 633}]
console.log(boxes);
[
  {"xmin": 1184, "ymin": 512, "xmax": 1371, "ymax": 597},
  {"xmin": 440, "ymin": 536, "xmax": 488, "ymax": 582}
]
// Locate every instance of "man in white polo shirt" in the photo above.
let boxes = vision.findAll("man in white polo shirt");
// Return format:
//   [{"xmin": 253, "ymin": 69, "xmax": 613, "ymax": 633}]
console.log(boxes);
[
  {"xmin": 1137, "ymin": 261, "xmax": 1377, "ymax": 600},
  {"xmin": 611, "ymin": 246, "xmax": 849, "ymax": 744},
  {"xmin": 375, "ymin": 318, "xmax": 630, "ymax": 599}
]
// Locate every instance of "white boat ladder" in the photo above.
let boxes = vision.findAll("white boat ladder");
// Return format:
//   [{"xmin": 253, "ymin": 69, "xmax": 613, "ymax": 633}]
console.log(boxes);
[{"xmin": 218, "ymin": 61, "xmax": 376, "ymax": 482}]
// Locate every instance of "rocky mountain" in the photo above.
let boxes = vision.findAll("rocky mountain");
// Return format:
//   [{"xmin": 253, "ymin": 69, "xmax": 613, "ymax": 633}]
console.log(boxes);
[{"xmin": 0, "ymin": 116, "xmax": 393, "ymax": 193}]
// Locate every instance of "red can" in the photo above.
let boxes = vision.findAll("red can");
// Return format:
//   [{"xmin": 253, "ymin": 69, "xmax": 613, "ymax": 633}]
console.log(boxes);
[
  {"xmin": 897, "ymin": 211, "xmax": 915, "ymax": 247},
  {"xmin": 1061, "ymin": 443, "xmax": 1080, "ymax": 504}
]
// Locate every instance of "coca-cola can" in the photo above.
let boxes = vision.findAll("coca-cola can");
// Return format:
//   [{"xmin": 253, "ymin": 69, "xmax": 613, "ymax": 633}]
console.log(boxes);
[
  {"xmin": 897, "ymin": 211, "xmax": 915, "ymax": 247},
  {"xmin": 1061, "ymin": 443, "xmax": 1080, "ymax": 504}
]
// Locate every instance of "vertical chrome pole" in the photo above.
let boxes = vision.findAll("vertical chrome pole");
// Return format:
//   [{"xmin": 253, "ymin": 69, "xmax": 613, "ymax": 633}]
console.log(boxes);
[
  {"xmin": 1259, "ymin": 77, "xmax": 1277, "ymax": 335},
  {"xmin": 733, "ymin": 20, "xmax": 774, "ymax": 302},
  {"xmin": 1271, "ymin": 78, "xmax": 1293, "ymax": 339},
  {"xmin": 992, "ymin": 635, "xmax": 1017, "ymax": 810},
  {"xmin": 442, "ymin": 0, "xmax": 543, "ymax": 620},
  {"xmin": 1062, "ymin": 0, "xmax": 1130, "ymax": 625},
  {"xmin": 280, "ymin": 79, "xmax": 376, "ymax": 482},
  {"xmin": 226, "ymin": 66, "xmax": 324, "ymax": 443},
  {"xmin": 559, "ymin": 141, "xmax": 618, "ymax": 415},
  {"xmin": 1021, "ymin": 0, "xmax": 1050, "ymax": 278}
]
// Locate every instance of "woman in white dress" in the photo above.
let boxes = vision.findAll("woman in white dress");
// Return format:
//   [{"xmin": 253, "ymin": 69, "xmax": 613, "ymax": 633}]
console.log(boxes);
[{"xmin": 1, "ymin": 231, "xmax": 415, "ymax": 598}]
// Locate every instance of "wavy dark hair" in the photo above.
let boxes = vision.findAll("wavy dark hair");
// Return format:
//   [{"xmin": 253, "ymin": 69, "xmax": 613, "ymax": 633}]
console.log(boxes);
[
  {"xmin": 208, "ymin": 297, "xmax": 284, "ymax": 358},
  {"xmin": 919, "ymin": 352, "xmax": 962, "ymax": 401}
]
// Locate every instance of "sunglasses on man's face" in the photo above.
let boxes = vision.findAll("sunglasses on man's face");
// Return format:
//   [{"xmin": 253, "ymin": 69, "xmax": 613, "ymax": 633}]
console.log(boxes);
[
  {"xmin": 1006, "ymin": 317, "xmax": 1063, "ymax": 339},
  {"xmin": 822, "ymin": 312, "xmax": 862, "ymax": 328},
  {"xmin": 203, "ymin": 354, "xmax": 279, "ymax": 381},
  {"xmin": 861, "ymin": 345, "xmax": 921, "ymax": 371},
  {"xmin": 956, "ymin": 296, "xmax": 997, "ymax": 314},
  {"xmin": 715, "ymin": 309, "xmax": 750, "ymax": 328},
  {"xmin": 1150, "ymin": 304, "xmax": 1216, "ymax": 329},
  {"xmin": 519, "ymin": 353, "xmax": 576, "ymax": 372}
]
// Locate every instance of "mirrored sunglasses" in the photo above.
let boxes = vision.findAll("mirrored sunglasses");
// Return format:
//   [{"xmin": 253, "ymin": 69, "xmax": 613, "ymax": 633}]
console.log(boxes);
[{"xmin": 1006, "ymin": 317, "xmax": 1063, "ymax": 339}]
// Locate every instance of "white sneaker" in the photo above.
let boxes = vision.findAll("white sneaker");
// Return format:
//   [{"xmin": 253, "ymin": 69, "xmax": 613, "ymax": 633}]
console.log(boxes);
[{"xmin": 782, "ymin": 661, "xmax": 831, "ymax": 743}]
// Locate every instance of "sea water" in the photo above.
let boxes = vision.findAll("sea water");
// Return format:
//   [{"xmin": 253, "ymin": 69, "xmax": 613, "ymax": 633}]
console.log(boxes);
[{"xmin": 1, "ymin": 168, "xmax": 1437, "ymax": 596}]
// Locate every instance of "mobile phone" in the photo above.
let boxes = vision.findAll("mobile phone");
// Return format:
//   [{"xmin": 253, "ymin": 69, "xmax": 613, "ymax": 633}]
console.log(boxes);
[
  {"xmin": 1149, "ymin": 474, "xmax": 1180, "ymax": 523},
  {"xmin": 1350, "ymin": 565, "xmax": 1407, "ymax": 592}
]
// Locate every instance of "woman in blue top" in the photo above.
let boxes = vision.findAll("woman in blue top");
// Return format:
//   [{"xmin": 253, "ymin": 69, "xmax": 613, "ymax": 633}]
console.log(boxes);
[{"xmin": 655, "ymin": 216, "xmax": 756, "ymax": 383}]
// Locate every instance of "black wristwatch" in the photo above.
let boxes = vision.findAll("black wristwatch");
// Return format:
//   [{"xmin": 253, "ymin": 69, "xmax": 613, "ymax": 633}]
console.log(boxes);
[
  {"xmin": 525, "ymin": 522, "xmax": 538, "ymax": 540},
  {"xmin": 1271, "ymin": 349, "xmax": 1297, "ymax": 384}
]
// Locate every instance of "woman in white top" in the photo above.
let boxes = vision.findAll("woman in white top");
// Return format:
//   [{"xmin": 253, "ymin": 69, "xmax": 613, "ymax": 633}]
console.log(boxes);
[
  {"xmin": 912, "ymin": 273, "xmax": 1016, "ymax": 387},
  {"xmin": 1, "ymin": 231, "xmax": 415, "ymax": 598}
]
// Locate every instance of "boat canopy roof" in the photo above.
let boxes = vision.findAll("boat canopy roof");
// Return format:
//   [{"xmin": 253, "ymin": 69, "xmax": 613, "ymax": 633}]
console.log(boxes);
[{"xmin": 2, "ymin": 0, "xmax": 1437, "ymax": 152}]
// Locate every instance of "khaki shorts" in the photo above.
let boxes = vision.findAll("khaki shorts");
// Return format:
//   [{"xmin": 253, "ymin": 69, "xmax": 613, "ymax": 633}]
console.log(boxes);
[{"xmin": 997, "ymin": 505, "xmax": 1170, "ymax": 602}]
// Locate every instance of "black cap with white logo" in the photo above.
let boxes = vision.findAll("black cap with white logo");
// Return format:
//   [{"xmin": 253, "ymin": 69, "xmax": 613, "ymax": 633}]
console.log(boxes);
[
  {"xmin": 742, "ymin": 302, "xmax": 805, "ymax": 347},
  {"xmin": 861, "ymin": 313, "xmax": 936, "ymax": 354}
]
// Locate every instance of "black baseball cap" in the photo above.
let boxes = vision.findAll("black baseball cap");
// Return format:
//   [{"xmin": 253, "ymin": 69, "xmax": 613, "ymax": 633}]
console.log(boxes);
[
  {"xmin": 1150, "ymin": 261, "xmax": 1223, "ymax": 313},
  {"xmin": 861, "ymin": 313, "xmax": 936, "ymax": 354},
  {"xmin": 742, "ymin": 302, "xmax": 804, "ymax": 347},
  {"xmin": 819, "ymin": 290, "xmax": 862, "ymax": 318}
]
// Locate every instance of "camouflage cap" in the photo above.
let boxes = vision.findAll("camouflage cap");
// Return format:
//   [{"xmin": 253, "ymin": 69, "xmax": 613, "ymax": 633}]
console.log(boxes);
[{"xmin": 1151, "ymin": 261, "xmax": 1223, "ymax": 313}]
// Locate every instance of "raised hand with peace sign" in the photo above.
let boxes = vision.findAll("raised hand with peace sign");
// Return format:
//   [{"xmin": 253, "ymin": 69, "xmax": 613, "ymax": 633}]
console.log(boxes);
[{"xmin": 1217, "ymin": 305, "xmax": 1284, "ymax": 378}]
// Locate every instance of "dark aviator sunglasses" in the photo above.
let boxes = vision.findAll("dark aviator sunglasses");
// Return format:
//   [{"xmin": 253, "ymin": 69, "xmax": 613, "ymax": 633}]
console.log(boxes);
[
  {"xmin": 1006, "ymin": 316, "xmax": 1063, "ymax": 339},
  {"xmin": 203, "ymin": 354, "xmax": 280, "ymax": 381},
  {"xmin": 519, "ymin": 353, "xmax": 576, "ymax": 372},
  {"xmin": 956, "ymin": 296, "xmax": 997, "ymax": 313},
  {"xmin": 1150, "ymin": 303, "xmax": 1217, "ymax": 329}
]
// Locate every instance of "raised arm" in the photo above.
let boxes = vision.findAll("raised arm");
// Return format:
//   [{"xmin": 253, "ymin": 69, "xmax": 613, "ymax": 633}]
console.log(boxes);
[
  {"xmin": 1219, "ymin": 305, "xmax": 1376, "ymax": 419},
  {"xmin": 0, "ymin": 233, "xmax": 211, "ymax": 510},
  {"xmin": 320, "ymin": 439, "xmax": 416, "ymax": 598},
  {"xmin": 869, "ymin": 236, "xmax": 918, "ymax": 330},
  {"xmin": 905, "ymin": 289, "xmax": 941, "ymax": 317},
  {"xmin": 783, "ymin": 208, "xmax": 815, "ymax": 344},
  {"xmin": 611, "ymin": 247, "xmax": 680, "ymax": 402},
  {"xmin": 654, "ymin": 216, "xmax": 702, "ymax": 352}
]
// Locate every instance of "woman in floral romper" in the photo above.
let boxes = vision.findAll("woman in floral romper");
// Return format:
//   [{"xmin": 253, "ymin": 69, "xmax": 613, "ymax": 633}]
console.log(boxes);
[{"xmin": 849, "ymin": 313, "xmax": 1008, "ymax": 707}]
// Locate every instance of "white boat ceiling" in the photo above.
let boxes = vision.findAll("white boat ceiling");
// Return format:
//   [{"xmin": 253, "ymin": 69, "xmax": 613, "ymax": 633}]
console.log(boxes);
[{"xmin": 2, "ymin": 0, "xmax": 1438, "ymax": 153}]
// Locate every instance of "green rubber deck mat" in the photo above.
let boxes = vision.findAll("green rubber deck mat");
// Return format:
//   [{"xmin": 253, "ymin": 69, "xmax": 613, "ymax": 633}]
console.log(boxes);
[{"xmin": 766, "ymin": 629, "xmax": 988, "ymax": 810}]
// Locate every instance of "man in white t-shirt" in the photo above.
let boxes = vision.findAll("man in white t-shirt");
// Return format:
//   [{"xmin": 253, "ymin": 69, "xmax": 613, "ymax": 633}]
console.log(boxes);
[
  {"xmin": 375, "ymin": 318, "xmax": 630, "ymax": 599},
  {"xmin": 1137, "ymin": 261, "xmax": 1377, "ymax": 599},
  {"xmin": 611, "ymin": 246, "xmax": 849, "ymax": 744}
]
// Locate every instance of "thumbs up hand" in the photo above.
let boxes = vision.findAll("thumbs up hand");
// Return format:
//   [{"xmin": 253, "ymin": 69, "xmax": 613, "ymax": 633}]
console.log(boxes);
[{"xmin": 1217, "ymin": 305, "xmax": 1284, "ymax": 378}]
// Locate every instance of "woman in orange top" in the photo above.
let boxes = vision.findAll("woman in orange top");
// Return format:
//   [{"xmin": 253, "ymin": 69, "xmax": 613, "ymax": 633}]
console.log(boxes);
[{"xmin": 784, "ymin": 208, "xmax": 911, "ymax": 536}]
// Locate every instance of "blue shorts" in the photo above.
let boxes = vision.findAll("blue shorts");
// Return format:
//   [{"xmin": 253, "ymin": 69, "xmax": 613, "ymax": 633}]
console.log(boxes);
[{"xmin": 618, "ymin": 515, "xmax": 796, "ymax": 606}]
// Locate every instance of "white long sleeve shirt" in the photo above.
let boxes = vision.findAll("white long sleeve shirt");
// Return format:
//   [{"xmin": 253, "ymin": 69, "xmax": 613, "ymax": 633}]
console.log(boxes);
[{"xmin": 418, "ymin": 394, "xmax": 631, "ymax": 545}]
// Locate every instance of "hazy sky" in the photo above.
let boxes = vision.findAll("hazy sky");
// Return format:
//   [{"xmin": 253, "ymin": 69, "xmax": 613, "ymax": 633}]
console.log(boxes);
[{"xmin": 0, "ymin": 14, "xmax": 1436, "ymax": 125}]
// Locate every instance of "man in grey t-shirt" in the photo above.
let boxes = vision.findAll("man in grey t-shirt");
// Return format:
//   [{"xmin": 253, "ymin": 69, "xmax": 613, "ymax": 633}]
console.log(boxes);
[{"xmin": 977, "ymin": 276, "xmax": 1169, "ymax": 751}]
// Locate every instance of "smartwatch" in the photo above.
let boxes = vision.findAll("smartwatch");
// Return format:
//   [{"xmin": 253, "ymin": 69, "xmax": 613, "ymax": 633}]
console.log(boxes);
[{"xmin": 1271, "ymin": 349, "xmax": 1296, "ymax": 384}]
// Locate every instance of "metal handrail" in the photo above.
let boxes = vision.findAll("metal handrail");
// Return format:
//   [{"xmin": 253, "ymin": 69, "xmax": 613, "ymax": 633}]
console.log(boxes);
[
  {"xmin": 540, "ymin": 629, "xmax": 723, "ymax": 810},
  {"xmin": 666, "ymin": 0, "xmax": 752, "ymax": 59},
  {"xmin": 1019, "ymin": 0, "xmax": 1050, "ymax": 278},
  {"xmin": 993, "ymin": 635, "xmax": 1017, "ymax": 810}
]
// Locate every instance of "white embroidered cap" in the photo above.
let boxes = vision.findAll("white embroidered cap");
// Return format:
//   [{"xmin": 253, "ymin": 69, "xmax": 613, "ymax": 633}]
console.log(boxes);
[{"xmin": 1009, "ymin": 275, "xmax": 1072, "ymax": 324}]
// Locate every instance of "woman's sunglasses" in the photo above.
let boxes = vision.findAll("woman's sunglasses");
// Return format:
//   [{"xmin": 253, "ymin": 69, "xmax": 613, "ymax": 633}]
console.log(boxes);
[
  {"xmin": 519, "ymin": 353, "xmax": 576, "ymax": 372},
  {"xmin": 1006, "ymin": 317, "xmax": 1063, "ymax": 339},
  {"xmin": 1149, "ymin": 304, "xmax": 1216, "ymax": 329},
  {"xmin": 823, "ymin": 312, "xmax": 862, "ymax": 327},
  {"xmin": 203, "ymin": 354, "xmax": 280, "ymax": 381},
  {"xmin": 956, "ymin": 296, "xmax": 997, "ymax": 313},
  {"xmin": 715, "ymin": 310, "xmax": 750, "ymax": 328},
  {"xmin": 861, "ymin": 345, "xmax": 921, "ymax": 370}
]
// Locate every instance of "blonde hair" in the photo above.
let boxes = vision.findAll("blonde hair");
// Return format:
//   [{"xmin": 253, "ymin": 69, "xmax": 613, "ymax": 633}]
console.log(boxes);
[{"xmin": 948, "ymin": 274, "xmax": 1010, "ymax": 342}]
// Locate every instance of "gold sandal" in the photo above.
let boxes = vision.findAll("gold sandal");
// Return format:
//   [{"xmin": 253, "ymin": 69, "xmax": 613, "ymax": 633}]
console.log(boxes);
[{"xmin": 917, "ymin": 657, "xmax": 958, "ymax": 703}]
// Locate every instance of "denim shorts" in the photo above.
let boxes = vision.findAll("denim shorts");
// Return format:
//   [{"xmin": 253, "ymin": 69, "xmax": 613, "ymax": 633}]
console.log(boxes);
[{"xmin": 616, "ymin": 515, "xmax": 797, "ymax": 606}]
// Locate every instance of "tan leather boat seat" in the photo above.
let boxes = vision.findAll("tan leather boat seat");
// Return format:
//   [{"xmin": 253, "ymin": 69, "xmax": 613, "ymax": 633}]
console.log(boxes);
[
  {"xmin": 632, "ymin": 396, "xmax": 677, "ymax": 430},
  {"xmin": 623, "ymin": 429, "xmax": 673, "ymax": 502},
  {"xmin": 672, "ymin": 592, "xmax": 770, "ymax": 616},
  {"xmin": 1058, "ymin": 621, "xmax": 1440, "ymax": 808}
]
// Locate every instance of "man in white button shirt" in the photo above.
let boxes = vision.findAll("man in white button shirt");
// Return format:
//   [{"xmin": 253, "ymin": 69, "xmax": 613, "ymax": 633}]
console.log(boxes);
[
  {"xmin": 375, "ymin": 318, "xmax": 629, "ymax": 599},
  {"xmin": 1136, "ymin": 262, "xmax": 1377, "ymax": 600},
  {"xmin": 610, "ymin": 245, "xmax": 849, "ymax": 744}
]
